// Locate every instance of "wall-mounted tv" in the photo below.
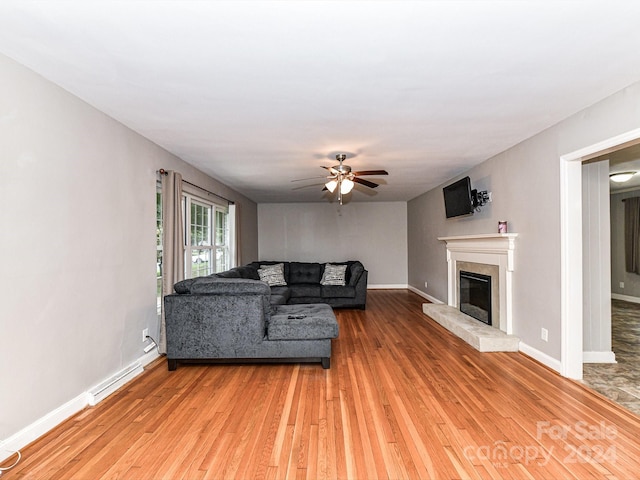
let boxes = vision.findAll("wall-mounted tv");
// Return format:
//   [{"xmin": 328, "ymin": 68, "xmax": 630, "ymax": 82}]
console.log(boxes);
[{"xmin": 443, "ymin": 176, "xmax": 474, "ymax": 218}]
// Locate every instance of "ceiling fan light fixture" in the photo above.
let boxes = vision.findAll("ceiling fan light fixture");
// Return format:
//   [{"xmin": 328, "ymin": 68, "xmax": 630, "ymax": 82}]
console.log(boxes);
[
  {"xmin": 340, "ymin": 178, "xmax": 354, "ymax": 194},
  {"xmin": 610, "ymin": 171, "xmax": 637, "ymax": 183},
  {"xmin": 325, "ymin": 179, "xmax": 338, "ymax": 192},
  {"xmin": 307, "ymin": 152, "xmax": 388, "ymax": 204}
]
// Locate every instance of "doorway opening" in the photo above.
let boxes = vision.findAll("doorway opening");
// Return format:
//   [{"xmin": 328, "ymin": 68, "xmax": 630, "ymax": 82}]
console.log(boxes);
[{"xmin": 561, "ymin": 128, "xmax": 640, "ymax": 380}]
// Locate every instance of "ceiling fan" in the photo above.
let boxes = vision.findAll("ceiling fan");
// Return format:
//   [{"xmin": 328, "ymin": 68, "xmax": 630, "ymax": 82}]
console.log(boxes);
[{"xmin": 318, "ymin": 154, "xmax": 389, "ymax": 204}]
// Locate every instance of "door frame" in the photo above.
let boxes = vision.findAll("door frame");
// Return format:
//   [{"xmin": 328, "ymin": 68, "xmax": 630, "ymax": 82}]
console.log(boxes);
[{"xmin": 560, "ymin": 127, "xmax": 640, "ymax": 379}]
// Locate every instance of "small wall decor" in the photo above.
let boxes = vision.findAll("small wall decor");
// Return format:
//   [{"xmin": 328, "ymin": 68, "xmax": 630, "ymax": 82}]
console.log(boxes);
[{"xmin": 498, "ymin": 221, "xmax": 508, "ymax": 234}]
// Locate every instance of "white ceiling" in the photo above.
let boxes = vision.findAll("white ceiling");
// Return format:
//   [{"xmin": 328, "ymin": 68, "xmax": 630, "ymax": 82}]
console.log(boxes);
[{"xmin": 2, "ymin": 1, "xmax": 640, "ymax": 203}]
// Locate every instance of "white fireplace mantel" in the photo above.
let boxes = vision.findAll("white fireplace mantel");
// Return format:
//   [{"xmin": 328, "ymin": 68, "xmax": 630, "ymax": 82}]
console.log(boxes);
[{"xmin": 438, "ymin": 233, "xmax": 518, "ymax": 333}]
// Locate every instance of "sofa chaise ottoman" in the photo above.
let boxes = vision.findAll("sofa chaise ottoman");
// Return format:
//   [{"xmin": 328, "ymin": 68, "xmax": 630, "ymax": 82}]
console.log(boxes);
[{"xmin": 164, "ymin": 277, "xmax": 339, "ymax": 370}]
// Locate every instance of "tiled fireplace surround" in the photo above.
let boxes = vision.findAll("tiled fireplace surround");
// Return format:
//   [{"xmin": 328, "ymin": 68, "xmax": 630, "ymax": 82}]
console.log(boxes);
[
  {"xmin": 422, "ymin": 234, "xmax": 520, "ymax": 352},
  {"xmin": 443, "ymin": 233, "xmax": 517, "ymax": 334}
]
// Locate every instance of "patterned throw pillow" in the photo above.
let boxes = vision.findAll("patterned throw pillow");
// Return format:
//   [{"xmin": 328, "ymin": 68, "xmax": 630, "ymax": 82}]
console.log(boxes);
[
  {"xmin": 320, "ymin": 263, "xmax": 347, "ymax": 286},
  {"xmin": 258, "ymin": 263, "xmax": 287, "ymax": 286}
]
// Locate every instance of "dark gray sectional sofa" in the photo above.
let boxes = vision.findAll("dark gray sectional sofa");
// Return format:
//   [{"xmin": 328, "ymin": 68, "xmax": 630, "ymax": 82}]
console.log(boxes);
[
  {"xmin": 163, "ymin": 261, "xmax": 367, "ymax": 370},
  {"xmin": 174, "ymin": 260, "xmax": 368, "ymax": 309},
  {"xmin": 245, "ymin": 260, "xmax": 368, "ymax": 309}
]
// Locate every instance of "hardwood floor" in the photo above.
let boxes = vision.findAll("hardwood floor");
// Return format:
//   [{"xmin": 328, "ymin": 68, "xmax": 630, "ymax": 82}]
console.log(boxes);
[{"xmin": 5, "ymin": 290, "xmax": 640, "ymax": 479}]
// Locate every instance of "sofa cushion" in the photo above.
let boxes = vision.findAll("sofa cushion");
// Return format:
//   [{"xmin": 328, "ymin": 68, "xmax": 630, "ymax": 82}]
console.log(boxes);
[
  {"xmin": 190, "ymin": 277, "xmax": 271, "ymax": 295},
  {"xmin": 235, "ymin": 265, "xmax": 260, "ymax": 280},
  {"xmin": 269, "ymin": 294, "xmax": 288, "ymax": 305},
  {"xmin": 269, "ymin": 285, "xmax": 291, "ymax": 302},
  {"xmin": 258, "ymin": 263, "xmax": 287, "ymax": 286},
  {"xmin": 347, "ymin": 262, "xmax": 365, "ymax": 287},
  {"xmin": 216, "ymin": 269, "xmax": 241, "ymax": 278},
  {"xmin": 289, "ymin": 284, "xmax": 321, "ymax": 298},
  {"xmin": 320, "ymin": 263, "xmax": 347, "ymax": 286},
  {"xmin": 321, "ymin": 285, "xmax": 356, "ymax": 298},
  {"xmin": 250, "ymin": 261, "xmax": 291, "ymax": 281},
  {"xmin": 289, "ymin": 262, "xmax": 322, "ymax": 285},
  {"xmin": 173, "ymin": 277, "xmax": 197, "ymax": 294},
  {"xmin": 268, "ymin": 304, "xmax": 338, "ymax": 340}
]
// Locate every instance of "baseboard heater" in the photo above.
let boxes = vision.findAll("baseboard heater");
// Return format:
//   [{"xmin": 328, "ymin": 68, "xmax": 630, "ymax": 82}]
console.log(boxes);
[{"xmin": 87, "ymin": 362, "xmax": 143, "ymax": 406}]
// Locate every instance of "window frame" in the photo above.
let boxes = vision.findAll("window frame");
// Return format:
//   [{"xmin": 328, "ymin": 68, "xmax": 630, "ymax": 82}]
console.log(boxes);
[{"xmin": 183, "ymin": 193, "xmax": 230, "ymax": 279}]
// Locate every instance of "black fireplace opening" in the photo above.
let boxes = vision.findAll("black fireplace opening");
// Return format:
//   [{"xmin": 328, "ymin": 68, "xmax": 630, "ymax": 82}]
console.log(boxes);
[{"xmin": 459, "ymin": 271, "xmax": 492, "ymax": 325}]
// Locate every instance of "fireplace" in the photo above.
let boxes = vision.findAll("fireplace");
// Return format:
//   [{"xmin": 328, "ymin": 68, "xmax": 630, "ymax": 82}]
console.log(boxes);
[
  {"xmin": 459, "ymin": 271, "xmax": 492, "ymax": 325},
  {"xmin": 438, "ymin": 234, "xmax": 517, "ymax": 334}
]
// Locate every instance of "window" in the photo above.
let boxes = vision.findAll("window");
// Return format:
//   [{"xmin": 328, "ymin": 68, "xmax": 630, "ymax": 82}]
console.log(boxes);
[
  {"xmin": 184, "ymin": 194, "xmax": 229, "ymax": 278},
  {"xmin": 215, "ymin": 208, "xmax": 230, "ymax": 272}
]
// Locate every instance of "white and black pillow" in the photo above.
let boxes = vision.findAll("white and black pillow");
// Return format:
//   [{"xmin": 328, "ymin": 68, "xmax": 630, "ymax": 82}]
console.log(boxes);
[
  {"xmin": 258, "ymin": 263, "xmax": 287, "ymax": 286},
  {"xmin": 320, "ymin": 263, "xmax": 347, "ymax": 286}
]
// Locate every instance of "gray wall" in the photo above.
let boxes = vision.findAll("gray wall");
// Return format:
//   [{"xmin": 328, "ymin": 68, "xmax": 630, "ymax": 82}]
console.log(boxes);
[
  {"xmin": 611, "ymin": 188, "xmax": 640, "ymax": 299},
  {"xmin": 408, "ymin": 81, "xmax": 640, "ymax": 363},
  {"xmin": 258, "ymin": 202, "xmax": 407, "ymax": 286},
  {"xmin": 0, "ymin": 53, "xmax": 258, "ymax": 444}
]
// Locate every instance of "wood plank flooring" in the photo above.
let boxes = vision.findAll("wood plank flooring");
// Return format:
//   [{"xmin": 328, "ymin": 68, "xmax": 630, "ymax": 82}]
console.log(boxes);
[{"xmin": 5, "ymin": 290, "xmax": 640, "ymax": 479}]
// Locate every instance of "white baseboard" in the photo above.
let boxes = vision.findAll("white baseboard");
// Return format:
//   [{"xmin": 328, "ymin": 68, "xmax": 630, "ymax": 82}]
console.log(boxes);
[
  {"xmin": 140, "ymin": 346, "xmax": 161, "ymax": 367},
  {"xmin": 583, "ymin": 351, "xmax": 617, "ymax": 363},
  {"xmin": 0, "ymin": 391, "xmax": 88, "ymax": 463},
  {"xmin": 87, "ymin": 362, "xmax": 144, "ymax": 406},
  {"xmin": 518, "ymin": 342, "xmax": 562, "ymax": 374},
  {"xmin": 368, "ymin": 284, "xmax": 446, "ymax": 305},
  {"xmin": 0, "ymin": 350, "xmax": 160, "ymax": 463},
  {"xmin": 611, "ymin": 293, "xmax": 640, "ymax": 304},
  {"xmin": 407, "ymin": 285, "xmax": 445, "ymax": 304},
  {"xmin": 368, "ymin": 284, "xmax": 409, "ymax": 289}
]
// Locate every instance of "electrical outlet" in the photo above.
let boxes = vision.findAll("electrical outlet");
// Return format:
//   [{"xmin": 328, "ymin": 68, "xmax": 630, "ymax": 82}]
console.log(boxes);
[
  {"xmin": 541, "ymin": 328, "xmax": 548, "ymax": 342},
  {"xmin": 424, "ymin": 281, "xmax": 428, "ymax": 289},
  {"xmin": 142, "ymin": 328, "xmax": 149, "ymax": 343},
  {"xmin": 620, "ymin": 282, "xmax": 625, "ymax": 289}
]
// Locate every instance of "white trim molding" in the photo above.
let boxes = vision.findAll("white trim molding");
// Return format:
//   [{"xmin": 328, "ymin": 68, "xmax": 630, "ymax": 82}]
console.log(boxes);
[
  {"xmin": 0, "ymin": 392, "xmax": 88, "ymax": 463},
  {"xmin": 0, "ymin": 350, "xmax": 160, "ymax": 463},
  {"xmin": 519, "ymin": 342, "xmax": 563, "ymax": 373},
  {"xmin": 583, "ymin": 351, "xmax": 617, "ymax": 363},
  {"xmin": 438, "ymin": 234, "xmax": 518, "ymax": 334},
  {"xmin": 408, "ymin": 285, "xmax": 445, "ymax": 304},
  {"xmin": 560, "ymin": 127, "xmax": 640, "ymax": 380},
  {"xmin": 87, "ymin": 363, "xmax": 144, "ymax": 406},
  {"xmin": 368, "ymin": 284, "xmax": 409, "ymax": 289},
  {"xmin": 611, "ymin": 293, "xmax": 640, "ymax": 304}
]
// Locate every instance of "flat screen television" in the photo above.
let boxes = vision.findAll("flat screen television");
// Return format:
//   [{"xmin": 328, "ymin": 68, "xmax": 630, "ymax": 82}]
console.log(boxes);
[{"xmin": 443, "ymin": 176, "xmax": 474, "ymax": 218}]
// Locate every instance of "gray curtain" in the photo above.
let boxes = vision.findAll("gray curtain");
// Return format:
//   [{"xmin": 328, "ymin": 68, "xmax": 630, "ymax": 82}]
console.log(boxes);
[
  {"xmin": 232, "ymin": 203, "xmax": 241, "ymax": 267},
  {"xmin": 160, "ymin": 170, "xmax": 184, "ymax": 353},
  {"xmin": 624, "ymin": 196, "xmax": 640, "ymax": 274}
]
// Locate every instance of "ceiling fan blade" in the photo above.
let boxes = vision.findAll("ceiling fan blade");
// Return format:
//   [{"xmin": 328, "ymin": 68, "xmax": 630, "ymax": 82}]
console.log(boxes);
[
  {"xmin": 321, "ymin": 165, "xmax": 339, "ymax": 175},
  {"xmin": 353, "ymin": 177, "xmax": 379, "ymax": 188},
  {"xmin": 352, "ymin": 170, "xmax": 389, "ymax": 176},
  {"xmin": 292, "ymin": 182, "xmax": 326, "ymax": 191},
  {"xmin": 291, "ymin": 175, "xmax": 327, "ymax": 182}
]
